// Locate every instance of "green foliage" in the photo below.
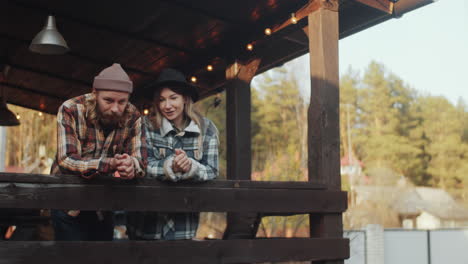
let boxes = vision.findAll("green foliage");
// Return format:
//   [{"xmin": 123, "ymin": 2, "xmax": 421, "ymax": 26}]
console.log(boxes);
[
  {"xmin": 341, "ymin": 61, "xmax": 468, "ymax": 189},
  {"xmin": 251, "ymin": 68, "xmax": 307, "ymax": 172}
]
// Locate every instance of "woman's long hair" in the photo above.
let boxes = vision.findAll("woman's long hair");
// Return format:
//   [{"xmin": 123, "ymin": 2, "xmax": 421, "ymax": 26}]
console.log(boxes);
[{"xmin": 150, "ymin": 86, "xmax": 204, "ymax": 159}]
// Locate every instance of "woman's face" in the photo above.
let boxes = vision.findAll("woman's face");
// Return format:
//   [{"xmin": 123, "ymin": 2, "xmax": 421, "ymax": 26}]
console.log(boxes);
[{"xmin": 158, "ymin": 87, "xmax": 186, "ymax": 125}]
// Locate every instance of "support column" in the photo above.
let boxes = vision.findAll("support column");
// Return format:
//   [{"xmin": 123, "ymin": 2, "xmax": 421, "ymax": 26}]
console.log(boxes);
[
  {"xmin": 0, "ymin": 127, "xmax": 6, "ymax": 171},
  {"xmin": 223, "ymin": 59, "xmax": 260, "ymax": 240},
  {"xmin": 306, "ymin": 1, "xmax": 344, "ymax": 264}
]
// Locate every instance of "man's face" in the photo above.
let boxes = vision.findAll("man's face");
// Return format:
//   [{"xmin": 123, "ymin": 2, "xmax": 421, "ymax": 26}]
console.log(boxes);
[{"xmin": 95, "ymin": 90, "xmax": 129, "ymax": 126}]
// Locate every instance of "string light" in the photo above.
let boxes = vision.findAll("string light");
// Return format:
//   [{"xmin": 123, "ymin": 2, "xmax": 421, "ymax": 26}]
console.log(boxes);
[
  {"xmin": 290, "ymin": 13, "xmax": 298, "ymax": 24},
  {"xmin": 181, "ymin": 10, "xmax": 300, "ymax": 84},
  {"xmin": 16, "ymin": 114, "xmax": 20, "ymax": 120},
  {"xmin": 38, "ymin": 112, "xmax": 43, "ymax": 117},
  {"xmin": 143, "ymin": 109, "xmax": 149, "ymax": 115}
]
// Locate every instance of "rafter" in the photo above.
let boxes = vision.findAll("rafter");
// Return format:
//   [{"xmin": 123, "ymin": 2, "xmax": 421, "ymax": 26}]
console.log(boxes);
[
  {"xmin": 354, "ymin": 0, "xmax": 394, "ymax": 14},
  {"xmin": 10, "ymin": 0, "xmax": 193, "ymax": 54}
]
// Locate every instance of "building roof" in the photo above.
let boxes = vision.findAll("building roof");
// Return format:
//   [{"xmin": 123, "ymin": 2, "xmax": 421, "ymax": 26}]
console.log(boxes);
[
  {"xmin": 354, "ymin": 186, "xmax": 468, "ymax": 221},
  {"xmin": 0, "ymin": 0, "xmax": 434, "ymax": 114}
]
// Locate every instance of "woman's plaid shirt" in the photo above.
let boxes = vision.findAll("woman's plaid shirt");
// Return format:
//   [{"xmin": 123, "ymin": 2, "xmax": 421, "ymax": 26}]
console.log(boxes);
[
  {"xmin": 51, "ymin": 93, "xmax": 147, "ymax": 178},
  {"xmin": 127, "ymin": 116, "xmax": 219, "ymax": 240}
]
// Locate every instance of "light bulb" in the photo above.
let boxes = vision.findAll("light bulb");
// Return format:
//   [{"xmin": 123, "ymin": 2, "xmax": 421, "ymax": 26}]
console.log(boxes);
[{"xmin": 291, "ymin": 13, "xmax": 297, "ymax": 24}]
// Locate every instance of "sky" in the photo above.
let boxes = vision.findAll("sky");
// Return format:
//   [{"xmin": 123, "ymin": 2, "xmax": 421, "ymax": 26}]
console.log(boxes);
[{"xmin": 278, "ymin": 0, "xmax": 468, "ymax": 105}]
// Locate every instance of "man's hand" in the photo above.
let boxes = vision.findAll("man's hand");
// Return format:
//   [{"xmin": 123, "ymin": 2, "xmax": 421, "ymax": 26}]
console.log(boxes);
[
  {"xmin": 172, "ymin": 149, "xmax": 192, "ymax": 173},
  {"xmin": 114, "ymin": 153, "xmax": 135, "ymax": 180}
]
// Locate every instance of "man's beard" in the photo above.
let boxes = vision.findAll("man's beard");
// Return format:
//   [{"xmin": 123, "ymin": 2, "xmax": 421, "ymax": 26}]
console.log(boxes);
[{"xmin": 97, "ymin": 109, "xmax": 125, "ymax": 127}]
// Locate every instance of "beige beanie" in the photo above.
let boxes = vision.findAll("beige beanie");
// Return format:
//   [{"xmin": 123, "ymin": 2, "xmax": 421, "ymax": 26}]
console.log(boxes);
[{"xmin": 93, "ymin": 63, "xmax": 133, "ymax": 93}]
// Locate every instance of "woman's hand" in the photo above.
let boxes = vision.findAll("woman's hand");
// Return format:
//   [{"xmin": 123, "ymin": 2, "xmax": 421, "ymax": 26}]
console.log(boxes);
[{"xmin": 172, "ymin": 149, "xmax": 192, "ymax": 173}]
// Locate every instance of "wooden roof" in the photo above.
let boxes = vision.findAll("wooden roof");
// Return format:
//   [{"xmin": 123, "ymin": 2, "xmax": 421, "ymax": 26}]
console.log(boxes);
[{"xmin": 0, "ymin": 0, "xmax": 433, "ymax": 114}]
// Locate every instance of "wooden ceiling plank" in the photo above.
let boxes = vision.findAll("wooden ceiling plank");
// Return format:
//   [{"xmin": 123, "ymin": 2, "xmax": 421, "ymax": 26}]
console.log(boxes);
[
  {"xmin": 10, "ymin": 0, "xmax": 193, "ymax": 54},
  {"xmin": 1, "ymin": 83, "xmax": 64, "ymax": 114},
  {"xmin": 353, "ymin": 0, "xmax": 394, "ymax": 14},
  {"xmin": 0, "ymin": 34, "xmax": 154, "ymax": 77}
]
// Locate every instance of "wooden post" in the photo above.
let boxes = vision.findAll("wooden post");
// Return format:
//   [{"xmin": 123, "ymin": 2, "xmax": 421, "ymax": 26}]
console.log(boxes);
[
  {"xmin": 307, "ymin": 0, "xmax": 344, "ymax": 264},
  {"xmin": 223, "ymin": 59, "xmax": 261, "ymax": 240}
]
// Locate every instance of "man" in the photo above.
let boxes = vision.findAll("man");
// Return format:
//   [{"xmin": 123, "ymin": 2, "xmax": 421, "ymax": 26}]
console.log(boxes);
[{"xmin": 50, "ymin": 63, "xmax": 147, "ymax": 241}]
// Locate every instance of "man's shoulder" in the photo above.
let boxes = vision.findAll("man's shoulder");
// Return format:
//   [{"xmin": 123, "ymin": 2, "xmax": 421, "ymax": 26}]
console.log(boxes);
[
  {"xmin": 142, "ymin": 116, "xmax": 161, "ymax": 135},
  {"xmin": 125, "ymin": 102, "xmax": 142, "ymax": 124},
  {"xmin": 60, "ymin": 94, "xmax": 89, "ymax": 110}
]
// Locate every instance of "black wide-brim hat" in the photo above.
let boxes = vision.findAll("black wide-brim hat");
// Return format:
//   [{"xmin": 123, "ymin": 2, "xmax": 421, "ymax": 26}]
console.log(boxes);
[{"xmin": 152, "ymin": 68, "xmax": 199, "ymax": 102}]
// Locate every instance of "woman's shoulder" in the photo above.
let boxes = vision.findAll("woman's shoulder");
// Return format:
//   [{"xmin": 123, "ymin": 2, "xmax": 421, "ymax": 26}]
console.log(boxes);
[{"xmin": 201, "ymin": 117, "xmax": 218, "ymax": 137}]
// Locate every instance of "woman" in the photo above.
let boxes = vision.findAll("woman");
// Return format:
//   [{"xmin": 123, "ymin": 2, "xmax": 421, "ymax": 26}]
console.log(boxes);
[{"xmin": 127, "ymin": 68, "xmax": 219, "ymax": 240}]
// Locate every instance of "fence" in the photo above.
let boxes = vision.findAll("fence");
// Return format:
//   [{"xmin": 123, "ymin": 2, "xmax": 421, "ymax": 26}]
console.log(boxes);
[
  {"xmin": 0, "ymin": 172, "xmax": 349, "ymax": 264},
  {"xmin": 345, "ymin": 226, "xmax": 468, "ymax": 264}
]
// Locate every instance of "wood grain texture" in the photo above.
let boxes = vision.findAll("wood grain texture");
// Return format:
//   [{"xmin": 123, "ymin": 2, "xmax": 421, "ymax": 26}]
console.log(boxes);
[{"xmin": 0, "ymin": 238, "xmax": 349, "ymax": 264}]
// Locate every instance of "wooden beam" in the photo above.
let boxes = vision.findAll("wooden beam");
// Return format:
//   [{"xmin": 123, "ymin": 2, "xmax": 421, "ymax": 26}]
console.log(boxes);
[
  {"xmin": 271, "ymin": 0, "xmax": 319, "ymax": 33},
  {"xmin": 8, "ymin": 63, "xmax": 91, "ymax": 87},
  {"xmin": 10, "ymin": 0, "xmax": 192, "ymax": 54},
  {"xmin": 224, "ymin": 59, "xmax": 261, "ymax": 240},
  {"xmin": 307, "ymin": 0, "xmax": 341, "ymax": 192},
  {"xmin": 354, "ymin": 0, "xmax": 394, "ymax": 14},
  {"xmin": 0, "ymin": 83, "xmax": 64, "ymax": 114},
  {"xmin": 0, "ymin": 173, "xmax": 326, "ymax": 190},
  {"xmin": 0, "ymin": 179, "xmax": 347, "ymax": 214},
  {"xmin": 0, "ymin": 34, "xmax": 154, "ymax": 78},
  {"xmin": 0, "ymin": 238, "xmax": 349, "ymax": 264},
  {"xmin": 307, "ymin": 1, "xmax": 345, "ymax": 264},
  {"xmin": 225, "ymin": 59, "xmax": 260, "ymax": 180}
]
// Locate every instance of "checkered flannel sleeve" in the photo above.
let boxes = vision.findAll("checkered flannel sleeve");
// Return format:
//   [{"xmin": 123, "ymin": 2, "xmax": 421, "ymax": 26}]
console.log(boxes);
[
  {"xmin": 125, "ymin": 116, "xmax": 148, "ymax": 178},
  {"xmin": 185, "ymin": 120, "xmax": 219, "ymax": 181},
  {"xmin": 55, "ymin": 104, "xmax": 111, "ymax": 175},
  {"xmin": 145, "ymin": 120, "xmax": 171, "ymax": 180}
]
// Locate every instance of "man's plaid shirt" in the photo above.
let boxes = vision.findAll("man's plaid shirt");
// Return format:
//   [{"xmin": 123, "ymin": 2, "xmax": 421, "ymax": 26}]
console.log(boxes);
[
  {"xmin": 51, "ymin": 93, "xmax": 147, "ymax": 178},
  {"xmin": 127, "ymin": 116, "xmax": 218, "ymax": 240}
]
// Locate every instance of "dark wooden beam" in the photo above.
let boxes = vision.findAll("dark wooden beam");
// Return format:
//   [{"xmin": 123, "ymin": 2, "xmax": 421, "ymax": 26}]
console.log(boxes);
[
  {"xmin": 158, "ymin": 0, "xmax": 240, "ymax": 24},
  {"xmin": 0, "ymin": 238, "xmax": 349, "ymax": 264},
  {"xmin": 224, "ymin": 59, "xmax": 262, "ymax": 241},
  {"xmin": 0, "ymin": 34, "xmax": 154, "ymax": 77},
  {"xmin": 0, "ymin": 83, "xmax": 64, "ymax": 114},
  {"xmin": 307, "ymin": 1, "xmax": 345, "ymax": 264},
  {"xmin": 307, "ymin": 0, "xmax": 340, "ymax": 189},
  {"xmin": 0, "ymin": 83, "xmax": 66, "ymax": 101},
  {"xmin": 0, "ymin": 181, "xmax": 347, "ymax": 213},
  {"xmin": 271, "ymin": 0, "xmax": 324, "ymax": 33},
  {"xmin": 225, "ymin": 59, "xmax": 260, "ymax": 180},
  {"xmin": 8, "ymin": 63, "xmax": 91, "ymax": 87},
  {"xmin": 354, "ymin": 0, "xmax": 393, "ymax": 14},
  {"xmin": 0, "ymin": 173, "xmax": 326, "ymax": 190},
  {"xmin": 10, "ymin": 0, "xmax": 192, "ymax": 54}
]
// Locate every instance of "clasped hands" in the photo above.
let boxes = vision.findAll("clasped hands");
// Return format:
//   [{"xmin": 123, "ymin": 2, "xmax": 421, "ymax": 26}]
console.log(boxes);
[
  {"xmin": 112, "ymin": 153, "xmax": 135, "ymax": 180},
  {"xmin": 172, "ymin": 149, "xmax": 192, "ymax": 173}
]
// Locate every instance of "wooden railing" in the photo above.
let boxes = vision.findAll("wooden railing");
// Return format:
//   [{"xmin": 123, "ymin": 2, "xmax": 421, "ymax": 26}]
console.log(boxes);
[{"xmin": 0, "ymin": 172, "xmax": 349, "ymax": 264}]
